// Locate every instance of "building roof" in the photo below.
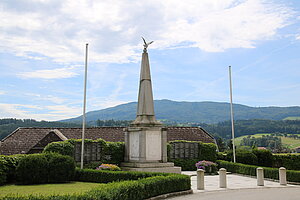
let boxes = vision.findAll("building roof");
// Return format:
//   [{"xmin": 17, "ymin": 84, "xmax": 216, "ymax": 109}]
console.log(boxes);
[{"xmin": 0, "ymin": 126, "xmax": 214, "ymax": 155}]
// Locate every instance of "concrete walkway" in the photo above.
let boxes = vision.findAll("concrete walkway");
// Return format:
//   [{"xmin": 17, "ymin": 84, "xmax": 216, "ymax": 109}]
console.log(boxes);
[{"xmin": 168, "ymin": 171, "xmax": 300, "ymax": 200}]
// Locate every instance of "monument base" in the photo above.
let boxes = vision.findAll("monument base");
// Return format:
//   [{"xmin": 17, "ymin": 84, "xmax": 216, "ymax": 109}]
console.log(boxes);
[{"xmin": 120, "ymin": 162, "xmax": 181, "ymax": 174}]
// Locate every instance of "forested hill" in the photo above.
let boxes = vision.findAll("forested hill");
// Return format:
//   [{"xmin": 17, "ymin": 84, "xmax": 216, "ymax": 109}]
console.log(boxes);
[
  {"xmin": 61, "ymin": 99, "xmax": 300, "ymax": 124},
  {"xmin": 0, "ymin": 119, "xmax": 82, "ymax": 140}
]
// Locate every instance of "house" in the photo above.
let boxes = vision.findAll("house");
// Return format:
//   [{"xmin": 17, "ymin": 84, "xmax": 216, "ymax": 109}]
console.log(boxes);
[{"xmin": 0, "ymin": 127, "xmax": 215, "ymax": 155}]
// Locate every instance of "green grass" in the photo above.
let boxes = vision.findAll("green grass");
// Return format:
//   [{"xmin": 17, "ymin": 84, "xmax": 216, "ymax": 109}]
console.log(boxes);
[
  {"xmin": 0, "ymin": 182, "xmax": 101, "ymax": 197},
  {"xmin": 235, "ymin": 133, "xmax": 300, "ymax": 149}
]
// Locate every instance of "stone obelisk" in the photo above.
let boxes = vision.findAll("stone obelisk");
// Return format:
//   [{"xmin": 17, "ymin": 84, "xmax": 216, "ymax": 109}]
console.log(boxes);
[{"xmin": 121, "ymin": 38, "xmax": 181, "ymax": 173}]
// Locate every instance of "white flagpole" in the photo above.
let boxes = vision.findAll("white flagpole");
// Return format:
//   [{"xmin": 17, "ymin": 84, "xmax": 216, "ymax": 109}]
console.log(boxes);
[
  {"xmin": 81, "ymin": 43, "xmax": 88, "ymax": 169},
  {"xmin": 229, "ymin": 66, "xmax": 236, "ymax": 163}
]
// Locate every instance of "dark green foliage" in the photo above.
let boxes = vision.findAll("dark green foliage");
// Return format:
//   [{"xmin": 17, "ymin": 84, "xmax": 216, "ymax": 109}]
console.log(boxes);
[
  {"xmin": 252, "ymin": 149, "xmax": 273, "ymax": 167},
  {"xmin": 273, "ymin": 154, "xmax": 300, "ymax": 170},
  {"xmin": 74, "ymin": 168, "xmax": 168, "ymax": 183},
  {"xmin": 16, "ymin": 154, "xmax": 49, "ymax": 184},
  {"xmin": 46, "ymin": 153, "xmax": 75, "ymax": 183},
  {"xmin": 170, "ymin": 159, "xmax": 199, "ymax": 171},
  {"xmin": 240, "ymin": 135, "xmax": 283, "ymax": 150},
  {"xmin": 15, "ymin": 153, "xmax": 75, "ymax": 184},
  {"xmin": 217, "ymin": 160, "xmax": 300, "ymax": 183},
  {"xmin": 103, "ymin": 142, "xmax": 125, "ymax": 164},
  {"xmin": 199, "ymin": 143, "xmax": 217, "ymax": 161},
  {"xmin": 0, "ymin": 157, "xmax": 8, "ymax": 185},
  {"xmin": 0, "ymin": 155, "xmax": 26, "ymax": 183},
  {"xmin": 226, "ymin": 149, "xmax": 258, "ymax": 165},
  {"xmin": 43, "ymin": 141, "xmax": 74, "ymax": 157}
]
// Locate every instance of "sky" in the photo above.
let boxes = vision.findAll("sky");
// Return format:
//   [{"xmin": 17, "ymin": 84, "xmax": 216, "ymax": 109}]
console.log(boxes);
[{"xmin": 0, "ymin": 0, "xmax": 300, "ymax": 121}]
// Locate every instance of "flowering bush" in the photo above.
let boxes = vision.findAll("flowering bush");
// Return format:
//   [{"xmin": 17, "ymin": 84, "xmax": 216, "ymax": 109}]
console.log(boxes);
[
  {"xmin": 96, "ymin": 164, "xmax": 121, "ymax": 171},
  {"xmin": 195, "ymin": 160, "xmax": 218, "ymax": 174}
]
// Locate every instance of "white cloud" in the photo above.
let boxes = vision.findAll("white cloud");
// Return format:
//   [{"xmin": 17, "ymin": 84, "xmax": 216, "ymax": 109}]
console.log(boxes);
[
  {"xmin": 0, "ymin": 103, "xmax": 81, "ymax": 121},
  {"xmin": 25, "ymin": 93, "xmax": 66, "ymax": 104},
  {"xmin": 18, "ymin": 67, "xmax": 78, "ymax": 79},
  {"xmin": 0, "ymin": 0, "xmax": 293, "ymax": 63},
  {"xmin": 0, "ymin": 91, "xmax": 6, "ymax": 95}
]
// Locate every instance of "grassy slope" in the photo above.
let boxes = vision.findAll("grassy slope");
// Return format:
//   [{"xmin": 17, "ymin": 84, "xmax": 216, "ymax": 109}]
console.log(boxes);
[
  {"xmin": 0, "ymin": 182, "xmax": 101, "ymax": 197},
  {"xmin": 235, "ymin": 133, "xmax": 300, "ymax": 149}
]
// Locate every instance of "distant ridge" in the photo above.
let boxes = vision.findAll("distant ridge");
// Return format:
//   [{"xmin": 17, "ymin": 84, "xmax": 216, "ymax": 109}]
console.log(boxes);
[{"xmin": 60, "ymin": 99, "xmax": 300, "ymax": 124}]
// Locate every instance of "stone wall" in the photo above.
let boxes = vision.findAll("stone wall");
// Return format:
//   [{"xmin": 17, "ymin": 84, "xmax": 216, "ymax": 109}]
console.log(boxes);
[{"xmin": 169, "ymin": 142, "xmax": 200, "ymax": 159}]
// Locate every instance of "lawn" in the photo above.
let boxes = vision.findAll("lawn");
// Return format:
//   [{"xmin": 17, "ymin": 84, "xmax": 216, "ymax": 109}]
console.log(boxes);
[
  {"xmin": 235, "ymin": 133, "xmax": 300, "ymax": 149},
  {"xmin": 0, "ymin": 182, "xmax": 101, "ymax": 197}
]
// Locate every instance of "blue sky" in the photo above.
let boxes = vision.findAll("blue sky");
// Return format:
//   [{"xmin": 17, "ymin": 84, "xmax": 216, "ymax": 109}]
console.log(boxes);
[{"xmin": 0, "ymin": 0, "xmax": 300, "ymax": 121}]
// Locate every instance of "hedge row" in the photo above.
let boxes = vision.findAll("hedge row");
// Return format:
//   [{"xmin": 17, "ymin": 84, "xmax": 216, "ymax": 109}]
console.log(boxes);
[
  {"xmin": 217, "ymin": 160, "xmax": 300, "ymax": 183},
  {"xmin": 16, "ymin": 153, "xmax": 75, "ymax": 184},
  {"xmin": 0, "ymin": 155, "xmax": 26, "ymax": 185},
  {"xmin": 220, "ymin": 149, "xmax": 300, "ymax": 170},
  {"xmin": 1, "ymin": 169, "xmax": 191, "ymax": 200},
  {"xmin": 75, "ymin": 168, "xmax": 168, "ymax": 183},
  {"xmin": 0, "ymin": 153, "xmax": 75, "ymax": 185}
]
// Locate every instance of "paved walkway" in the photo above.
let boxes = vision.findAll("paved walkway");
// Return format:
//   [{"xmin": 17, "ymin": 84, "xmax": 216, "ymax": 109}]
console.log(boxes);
[{"xmin": 168, "ymin": 171, "xmax": 300, "ymax": 200}]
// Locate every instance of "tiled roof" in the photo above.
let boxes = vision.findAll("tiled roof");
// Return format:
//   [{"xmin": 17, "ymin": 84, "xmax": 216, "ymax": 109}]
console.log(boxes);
[{"xmin": 0, "ymin": 126, "xmax": 214, "ymax": 155}]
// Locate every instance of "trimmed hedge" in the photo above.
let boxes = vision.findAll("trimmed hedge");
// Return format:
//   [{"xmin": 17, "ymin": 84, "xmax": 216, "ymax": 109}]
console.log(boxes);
[
  {"xmin": 273, "ymin": 154, "xmax": 300, "ymax": 170},
  {"xmin": 16, "ymin": 154, "xmax": 49, "ymax": 184},
  {"xmin": 103, "ymin": 142, "xmax": 125, "ymax": 164},
  {"xmin": 43, "ymin": 141, "xmax": 74, "ymax": 157},
  {"xmin": 16, "ymin": 153, "xmax": 75, "ymax": 185},
  {"xmin": 217, "ymin": 160, "xmax": 300, "ymax": 183},
  {"xmin": 75, "ymin": 168, "xmax": 168, "ymax": 183},
  {"xmin": 1, "ymin": 169, "xmax": 191, "ymax": 200},
  {"xmin": 0, "ymin": 155, "xmax": 26, "ymax": 185},
  {"xmin": 170, "ymin": 159, "xmax": 199, "ymax": 171},
  {"xmin": 199, "ymin": 142, "xmax": 217, "ymax": 162}
]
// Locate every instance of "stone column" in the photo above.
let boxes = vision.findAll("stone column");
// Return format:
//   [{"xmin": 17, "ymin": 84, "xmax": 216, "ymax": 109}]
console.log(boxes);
[{"xmin": 257, "ymin": 167, "xmax": 264, "ymax": 186}]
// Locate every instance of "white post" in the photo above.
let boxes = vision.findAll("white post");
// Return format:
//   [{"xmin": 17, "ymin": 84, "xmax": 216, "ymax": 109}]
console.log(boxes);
[
  {"xmin": 279, "ymin": 167, "xmax": 287, "ymax": 185},
  {"xmin": 197, "ymin": 169, "xmax": 205, "ymax": 190},
  {"xmin": 219, "ymin": 168, "xmax": 227, "ymax": 188},
  {"xmin": 81, "ymin": 43, "xmax": 89, "ymax": 169},
  {"xmin": 229, "ymin": 66, "xmax": 236, "ymax": 163},
  {"xmin": 257, "ymin": 167, "xmax": 264, "ymax": 186}
]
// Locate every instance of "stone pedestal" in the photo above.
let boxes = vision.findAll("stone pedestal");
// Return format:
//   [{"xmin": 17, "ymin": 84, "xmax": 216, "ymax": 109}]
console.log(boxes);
[{"xmin": 121, "ymin": 126, "xmax": 181, "ymax": 174}]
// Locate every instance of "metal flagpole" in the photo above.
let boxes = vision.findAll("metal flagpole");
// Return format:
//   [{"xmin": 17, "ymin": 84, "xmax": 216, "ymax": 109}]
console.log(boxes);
[
  {"xmin": 229, "ymin": 66, "xmax": 236, "ymax": 163},
  {"xmin": 81, "ymin": 43, "xmax": 89, "ymax": 169}
]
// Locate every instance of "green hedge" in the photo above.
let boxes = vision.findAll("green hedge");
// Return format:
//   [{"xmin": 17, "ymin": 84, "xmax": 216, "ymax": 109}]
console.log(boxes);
[
  {"xmin": 103, "ymin": 142, "xmax": 125, "ymax": 164},
  {"xmin": 16, "ymin": 153, "xmax": 75, "ymax": 185},
  {"xmin": 169, "ymin": 159, "xmax": 199, "ymax": 171},
  {"xmin": 1, "ymin": 170, "xmax": 191, "ymax": 200},
  {"xmin": 217, "ymin": 160, "xmax": 300, "ymax": 183},
  {"xmin": 43, "ymin": 141, "xmax": 75, "ymax": 157},
  {"xmin": 75, "ymin": 168, "xmax": 168, "ymax": 183},
  {"xmin": 0, "ymin": 157, "xmax": 8, "ymax": 185},
  {"xmin": 199, "ymin": 142, "xmax": 217, "ymax": 162},
  {"xmin": 16, "ymin": 154, "xmax": 49, "ymax": 184},
  {"xmin": 273, "ymin": 154, "xmax": 300, "ymax": 170},
  {"xmin": 220, "ymin": 149, "xmax": 300, "ymax": 170}
]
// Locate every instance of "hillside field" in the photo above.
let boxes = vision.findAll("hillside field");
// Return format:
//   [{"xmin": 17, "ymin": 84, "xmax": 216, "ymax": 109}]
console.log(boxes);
[{"xmin": 235, "ymin": 133, "xmax": 300, "ymax": 149}]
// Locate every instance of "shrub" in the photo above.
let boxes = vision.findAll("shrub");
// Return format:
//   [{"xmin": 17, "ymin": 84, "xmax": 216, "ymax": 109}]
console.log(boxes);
[
  {"xmin": 103, "ymin": 142, "xmax": 124, "ymax": 165},
  {"xmin": 0, "ymin": 157, "xmax": 8, "ymax": 185},
  {"xmin": 217, "ymin": 160, "xmax": 300, "ymax": 183},
  {"xmin": 46, "ymin": 153, "xmax": 76, "ymax": 183},
  {"xmin": 195, "ymin": 160, "xmax": 218, "ymax": 174},
  {"xmin": 199, "ymin": 143, "xmax": 217, "ymax": 162},
  {"xmin": 170, "ymin": 158, "xmax": 199, "ymax": 171},
  {"xmin": 273, "ymin": 154, "xmax": 300, "ymax": 170},
  {"xmin": 16, "ymin": 154, "xmax": 49, "ymax": 184},
  {"xmin": 43, "ymin": 141, "xmax": 74, "ymax": 157},
  {"xmin": 75, "ymin": 168, "xmax": 169, "ymax": 183},
  {"xmin": 0, "ymin": 155, "xmax": 27, "ymax": 183},
  {"xmin": 226, "ymin": 149, "xmax": 258, "ymax": 165},
  {"xmin": 96, "ymin": 164, "xmax": 121, "ymax": 171},
  {"xmin": 252, "ymin": 149, "xmax": 273, "ymax": 167}
]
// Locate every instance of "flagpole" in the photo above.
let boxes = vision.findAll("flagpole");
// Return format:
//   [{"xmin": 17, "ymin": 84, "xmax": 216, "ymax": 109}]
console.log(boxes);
[
  {"xmin": 229, "ymin": 66, "xmax": 236, "ymax": 163},
  {"xmin": 81, "ymin": 43, "xmax": 88, "ymax": 169}
]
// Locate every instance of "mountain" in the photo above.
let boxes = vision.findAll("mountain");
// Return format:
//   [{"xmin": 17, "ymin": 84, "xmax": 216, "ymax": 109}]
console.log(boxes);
[{"xmin": 61, "ymin": 99, "xmax": 300, "ymax": 124}]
